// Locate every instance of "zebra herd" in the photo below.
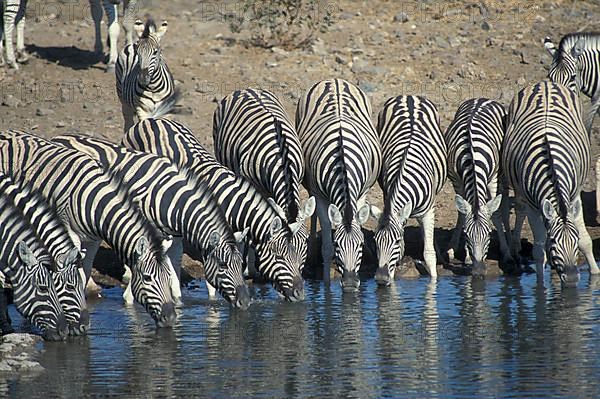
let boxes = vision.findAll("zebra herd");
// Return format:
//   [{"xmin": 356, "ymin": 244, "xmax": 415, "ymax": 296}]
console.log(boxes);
[{"xmin": 1, "ymin": 8, "xmax": 600, "ymax": 340}]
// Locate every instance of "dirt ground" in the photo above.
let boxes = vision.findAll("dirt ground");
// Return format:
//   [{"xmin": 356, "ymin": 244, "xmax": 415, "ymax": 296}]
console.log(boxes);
[{"xmin": 2, "ymin": 0, "xmax": 600, "ymax": 280}]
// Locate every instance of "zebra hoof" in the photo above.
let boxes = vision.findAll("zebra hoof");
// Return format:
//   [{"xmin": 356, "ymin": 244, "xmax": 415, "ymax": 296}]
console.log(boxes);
[
  {"xmin": 7, "ymin": 61, "xmax": 19, "ymax": 71},
  {"xmin": 16, "ymin": 51, "xmax": 29, "ymax": 64},
  {"xmin": 105, "ymin": 64, "xmax": 115, "ymax": 73}
]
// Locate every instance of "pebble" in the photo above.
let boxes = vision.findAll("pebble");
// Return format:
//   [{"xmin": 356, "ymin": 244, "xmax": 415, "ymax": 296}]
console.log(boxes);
[
  {"xmin": 481, "ymin": 21, "xmax": 492, "ymax": 31},
  {"xmin": 1, "ymin": 94, "xmax": 20, "ymax": 108},
  {"xmin": 56, "ymin": 121, "xmax": 66, "ymax": 128},
  {"xmin": 394, "ymin": 12, "xmax": 409, "ymax": 23},
  {"xmin": 36, "ymin": 108, "xmax": 54, "ymax": 117},
  {"xmin": 335, "ymin": 55, "xmax": 348, "ymax": 65}
]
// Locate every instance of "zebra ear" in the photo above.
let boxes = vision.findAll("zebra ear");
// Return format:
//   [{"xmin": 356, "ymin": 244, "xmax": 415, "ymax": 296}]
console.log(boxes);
[
  {"xmin": 233, "ymin": 227, "xmax": 249, "ymax": 243},
  {"xmin": 135, "ymin": 236, "xmax": 150, "ymax": 257},
  {"xmin": 544, "ymin": 37, "xmax": 556, "ymax": 57},
  {"xmin": 299, "ymin": 196, "xmax": 316, "ymax": 220},
  {"xmin": 486, "ymin": 194, "xmax": 503, "ymax": 215},
  {"xmin": 63, "ymin": 247, "xmax": 80, "ymax": 267},
  {"xmin": 370, "ymin": 205, "xmax": 383, "ymax": 221},
  {"xmin": 134, "ymin": 20, "xmax": 145, "ymax": 39},
  {"xmin": 156, "ymin": 21, "xmax": 168, "ymax": 40},
  {"xmin": 267, "ymin": 198, "xmax": 286, "ymax": 220},
  {"xmin": 356, "ymin": 204, "xmax": 371, "ymax": 225},
  {"xmin": 455, "ymin": 195, "xmax": 471, "ymax": 215},
  {"xmin": 162, "ymin": 235, "xmax": 173, "ymax": 252},
  {"xmin": 542, "ymin": 199, "xmax": 557, "ymax": 221},
  {"xmin": 571, "ymin": 39, "xmax": 584, "ymax": 59},
  {"xmin": 328, "ymin": 204, "xmax": 343, "ymax": 229},
  {"xmin": 398, "ymin": 201, "xmax": 412, "ymax": 222},
  {"xmin": 17, "ymin": 242, "xmax": 37, "ymax": 268},
  {"xmin": 270, "ymin": 217, "xmax": 283, "ymax": 237},
  {"xmin": 209, "ymin": 231, "xmax": 221, "ymax": 248},
  {"xmin": 570, "ymin": 197, "xmax": 583, "ymax": 219}
]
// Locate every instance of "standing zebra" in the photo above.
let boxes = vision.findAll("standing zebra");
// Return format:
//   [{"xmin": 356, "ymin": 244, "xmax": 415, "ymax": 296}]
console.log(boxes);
[
  {"xmin": 0, "ymin": 130, "xmax": 177, "ymax": 326},
  {"xmin": 123, "ymin": 118, "xmax": 307, "ymax": 302},
  {"xmin": 445, "ymin": 98, "xmax": 512, "ymax": 276},
  {"xmin": 0, "ymin": 194, "xmax": 68, "ymax": 340},
  {"xmin": 0, "ymin": 173, "xmax": 89, "ymax": 335},
  {"xmin": 296, "ymin": 79, "xmax": 382, "ymax": 291},
  {"xmin": 116, "ymin": 18, "xmax": 178, "ymax": 131},
  {"xmin": 213, "ymin": 88, "xmax": 315, "ymax": 293},
  {"xmin": 52, "ymin": 134, "xmax": 251, "ymax": 309},
  {"xmin": 502, "ymin": 81, "xmax": 598, "ymax": 287},
  {"xmin": 369, "ymin": 96, "xmax": 446, "ymax": 283},
  {"xmin": 0, "ymin": 0, "xmax": 28, "ymax": 69}
]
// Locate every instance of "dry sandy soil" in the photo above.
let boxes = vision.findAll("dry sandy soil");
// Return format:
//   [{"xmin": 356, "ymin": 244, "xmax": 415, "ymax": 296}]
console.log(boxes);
[{"xmin": 1, "ymin": 0, "xmax": 600, "ymax": 280}]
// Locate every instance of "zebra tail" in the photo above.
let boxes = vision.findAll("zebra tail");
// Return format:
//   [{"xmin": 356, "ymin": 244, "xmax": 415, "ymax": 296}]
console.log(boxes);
[{"xmin": 150, "ymin": 87, "xmax": 182, "ymax": 119}]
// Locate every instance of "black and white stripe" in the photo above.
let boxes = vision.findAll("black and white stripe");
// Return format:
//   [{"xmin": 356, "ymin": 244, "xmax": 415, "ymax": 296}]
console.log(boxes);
[
  {"xmin": 116, "ymin": 18, "xmax": 178, "ymax": 131},
  {"xmin": 296, "ymin": 79, "xmax": 382, "ymax": 291},
  {"xmin": 502, "ymin": 81, "xmax": 597, "ymax": 287},
  {"xmin": 0, "ymin": 173, "xmax": 88, "ymax": 335},
  {"xmin": 213, "ymin": 88, "xmax": 315, "ymax": 298},
  {"xmin": 0, "ymin": 194, "xmax": 68, "ymax": 340},
  {"xmin": 0, "ymin": 129, "xmax": 176, "ymax": 326},
  {"xmin": 445, "ymin": 98, "xmax": 511, "ymax": 276},
  {"xmin": 0, "ymin": 0, "xmax": 28, "ymax": 69},
  {"xmin": 370, "ymin": 95, "xmax": 447, "ymax": 283},
  {"xmin": 123, "ymin": 118, "xmax": 307, "ymax": 302},
  {"xmin": 52, "ymin": 134, "xmax": 251, "ymax": 309}
]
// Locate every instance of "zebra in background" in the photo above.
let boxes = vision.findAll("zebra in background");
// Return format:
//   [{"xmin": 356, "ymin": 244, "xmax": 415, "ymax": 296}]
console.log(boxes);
[
  {"xmin": 445, "ymin": 98, "xmax": 512, "ymax": 277},
  {"xmin": 116, "ymin": 18, "xmax": 179, "ymax": 131},
  {"xmin": 296, "ymin": 79, "xmax": 382, "ymax": 291},
  {"xmin": 0, "ymin": 173, "xmax": 89, "ymax": 335},
  {"xmin": 123, "ymin": 118, "xmax": 307, "ymax": 302},
  {"xmin": 52, "ymin": 134, "xmax": 251, "ymax": 309},
  {"xmin": 0, "ymin": 0, "xmax": 29, "ymax": 69},
  {"xmin": 0, "ymin": 130, "xmax": 177, "ymax": 327},
  {"xmin": 544, "ymin": 33, "xmax": 600, "ymax": 221},
  {"xmin": 0, "ymin": 194, "xmax": 68, "ymax": 340},
  {"xmin": 502, "ymin": 81, "xmax": 598, "ymax": 287},
  {"xmin": 213, "ymin": 88, "xmax": 315, "ymax": 297},
  {"xmin": 370, "ymin": 96, "xmax": 446, "ymax": 283}
]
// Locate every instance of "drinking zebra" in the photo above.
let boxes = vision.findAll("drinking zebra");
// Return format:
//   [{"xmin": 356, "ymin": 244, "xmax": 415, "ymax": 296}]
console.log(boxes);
[
  {"xmin": 296, "ymin": 79, "xmax": 382, "ymax": 291},
  {"xmin": 0, "ymin": 194, "xmax": 68, "ymax": 340},
  {"xmin": 0, "ymin": 173, "xmax": 88, "ymax": 335},
  {"xmin": 123, "ymin": 118, "xmax": 307, "ymax": 302},
  {"xmin": 445, "ymin": 98, "xmax": 512, "ymax": 276},
  {"xmin": 52, "ymin": 134, "xmax": 251, "ymax": 309},
  {"xmin": 116, "ymin": 18, "xmax": 179, "ymax": 131},
  {"xmin": 370, "ymin": 96, "xmax": 447, "ymax": 283},
  {"xmin": 0, "ymin": 130, "xmax": 176, "ymax": 327},
  {"xmin": 502, "ymin": 81, "xmax": 598, "ymax": 287},
  {"xmin": 213, "ymin": 88, "xmax": 315, "ymax": 297},
  {"xmin": 0, "ymin": 0, "xmax": 28, "ymax": 69}
]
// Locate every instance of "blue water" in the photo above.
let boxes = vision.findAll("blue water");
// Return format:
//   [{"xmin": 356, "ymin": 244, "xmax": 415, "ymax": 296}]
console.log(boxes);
[{"xmin": 2, "ymin": 273, "xmax": 600, "ymax": 398}]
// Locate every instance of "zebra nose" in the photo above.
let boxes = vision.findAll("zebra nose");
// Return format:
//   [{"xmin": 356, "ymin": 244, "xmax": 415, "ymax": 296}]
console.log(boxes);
[
  {"xmin": 78, "ymin": 309, "xmax": 90, "ymax": 333},
  {"xmin": 560, "ymin": 266, "xmax": 580, "ymax": 288},
  {"xmin": 375, "ymin": 266, "xmax": 392, "ymax": 286},
  {"xmin": 57, "ymin": 314, "xmax": 69, "ymax": 338},
  {"xmin": 139, "ymin": 69, "xmax": 150, "ymax": 86},
  {"xmin": 342, "ymin": 271, "xmax": 360, "ymax": 293},
  {"xmin": 234, "ymin": 284, "xmax": 251, "ymax": 310},
  {"xmin": 157, "ymin": 302, "xmax": 176, "ymax": 328},
  {"xmin": 471, "ymin": 262, "xmax": 487, "ymax": 279}
]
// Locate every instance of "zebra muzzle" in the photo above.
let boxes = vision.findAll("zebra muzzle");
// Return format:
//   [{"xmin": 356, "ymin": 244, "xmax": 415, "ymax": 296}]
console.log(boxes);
[
  {"xmin": 375, "ymin": 266, "xmax": 393, "ymax": 286},
  {"xmin": 43, "ymin": 314, "xmax": 69, "ymax": 341},
  {"xmin": 341, "ymin": 271, "xmax": 360, "ymax": 293},
  {"xmin": 156, "ymin": 302, "xmax": 176, "ymax": 328},
  {"xmin": 283, "ymin": 276, "xmax": 305, "ymax": 302},
  {"xmin": 234, "ymin": 284, "xmax": 251, "ymax": 310},
  {"xmin": 560, "ymin": 266, "xmax": 580, "ymax": 288}
]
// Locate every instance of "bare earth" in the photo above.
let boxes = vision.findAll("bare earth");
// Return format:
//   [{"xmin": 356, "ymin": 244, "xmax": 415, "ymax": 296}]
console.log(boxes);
[{"xmin": 1, "ymin": 0, "xmax": 600, "ymax": 280}]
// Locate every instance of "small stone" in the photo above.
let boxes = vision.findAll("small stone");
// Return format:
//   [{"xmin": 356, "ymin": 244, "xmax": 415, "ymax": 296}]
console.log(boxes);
[
  {"xmin": 310, "ymin": 39, "xmax": 327, "ymax": 56},
  {"xmin": 359, "ymin": 81, "xmax": 377, "ymax": 93},
  {"xmin": 481, "ymin": 21, "xmax": 492, "ymax": 31},
  {"xmin": 56, "ymin": 121, "xmax": 66, "ymax": 128},
  {"xmin": 335, "ymin": 55, "xmax": 348, "ymax": 65},
  {"xmin": 449, "ymin": 37, "xmax": 461, "ymax": 48},
  {"xmin": 271, "ymin": 47, "xmax": 288, "ymax": 56},
  {"xmin": 181, "ymin": 58, "xmax": 192, "ymax": 67},
  {"xmin": 394, "ymin": 12, "xmax": 409, "ymax": 23},
  {"xmin": 517, "ymin": 77, "xmax": 527, "ymax": 86},
  {"xmin": 2, "ymin": 94, "xmax": 20, "ymax": 108},
  {"xmin": 266, "ymin": 62, "xmax": 278, "ymax": 68},
  {"xmin": 36, "ymin": 108, "xmax": 54, "ymax": 116}
]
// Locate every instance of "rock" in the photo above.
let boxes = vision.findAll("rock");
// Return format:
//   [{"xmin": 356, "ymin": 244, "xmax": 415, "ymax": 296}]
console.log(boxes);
[
  {"xmin": 181, "ymin": 58, "xmax": 192, "ymax": 67},
  {"xmin": 481, "ymin": 21, "xmax": 492, "ymax": 31},
  {"xmin": 271, "ymin": 47, "xmax": 289, "ymax": 56},
  {"xmin": 449, "ymin": 37, "xmax": 461, "ymax": 48},
  {"xmin": 335, "ymin": 55, "xmax": 348, "ymax": 65},
  {"xmin": 394, "ymin": 12, "xmax": 409, "ymax": 23},
  {"xmin": 310, "ymin": 38, "xmax": 328, "ymax": 56},
  {"xmin": 517, "ymin": 76, "xmax": 527, "ymax": 86},
  {"xmin": 339, "ymin": 11, "xmax": 354, "ymax": 20},
  {"xmin": 36, "ymin": 108, "xmax": 54, "ymax": 117},
  {"xmin": 2, "ymin": 94, "xmax": 20, "ymax": 108},
  {"xmin": 56, "ymin": 121, "xmax": 66, "ymax": 128},
  {"xmin": 396, "ymin": 257, "xmax": 421, "ymax": 279},
  {"xmin": 359, "ymin": 81, "xmax": 377, "ymax": 93}
]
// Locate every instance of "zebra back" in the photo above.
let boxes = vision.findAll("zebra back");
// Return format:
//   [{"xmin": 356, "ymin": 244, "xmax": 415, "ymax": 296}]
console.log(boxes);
[
  {"xmin": 445, "ymin": 98, "xmax": 505, "ymax": 209},
  {"xmin": 213, "ymin": 88, "xmax": 304, "ymax": 223},
  {"xmin": 296, "ymin": 78, "xmax": 381, "ymax": 222},
  {"xmin": 377, "ymin": 95, "xmax": 447, "ymax": 218}
]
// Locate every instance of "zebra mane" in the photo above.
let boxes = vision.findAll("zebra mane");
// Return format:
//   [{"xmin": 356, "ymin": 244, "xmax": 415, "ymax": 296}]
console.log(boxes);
[
  {"xmin": 555, "ymin": 32, "xmax": 600, "ymax": 61},
  {"xmin": 142, "ymin": 18, "xmax": 158, "ymax": 38},
  {"xmin": 464, "ymin": 99, "xmax": 488, "ymax": 214},
  {"xmin": 273, "ymin": 118, "xmax": 299, "ymax": 223},
  {"xmin": 335, "ymin": 129, "xmax": 353, "ymax": 228}
]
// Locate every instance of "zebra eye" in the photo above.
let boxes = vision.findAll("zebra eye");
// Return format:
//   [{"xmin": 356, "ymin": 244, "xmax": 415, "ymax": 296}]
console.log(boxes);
[
  {"xmin": 143, "ymin": 274, "xmax": 153, "ymax": 283},
  {"xmin": 66, "ymin": 282, "xmax": 77, "ymax": 290}
]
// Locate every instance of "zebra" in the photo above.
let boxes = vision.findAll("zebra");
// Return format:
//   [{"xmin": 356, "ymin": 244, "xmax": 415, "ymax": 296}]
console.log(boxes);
[
  {"xmin": 0, "ymin": 129, "xmax": 177, "ymax": 326},
  {"xmin": 122, "ymin": 118, "xmax": 307, "ymax": 302},
  {"xmin": 502, "ymin": 81, "xmax": 598, "ymax": 287},
  {"xmin": 116, "ymin": 18, "xmax": 179, "ymax": 132},
  {"xmin": 296, "ymin": 79, "xmax": 382, "ymax": 291},
  {"xmin": 0, "ymin": 0, "xmax": 29, "ymax": 69},
  {"xmin": 0, "ymin": 194, "xmax": 68, "ymax": 340},
  {"xmin": 444, "ymin": 98, "xmax": 512, "ymax": 277},
  {"xmin": 52, "ymin": 133, "xmax": 251, "ymax": 309},
  {"xmin": 544, "ymin": 33, "xmax": 600, "ymax": 221},
  {"xmin": 369, "ymin": 95, "xmax": 447, "ymax": 284},
  {"xmin": 0, "ymin": 173, "xmax": 89, "ymax": 335},
  {"xmin": 212, "ymin": 88, "xmax": 315, "ymax": 294}
]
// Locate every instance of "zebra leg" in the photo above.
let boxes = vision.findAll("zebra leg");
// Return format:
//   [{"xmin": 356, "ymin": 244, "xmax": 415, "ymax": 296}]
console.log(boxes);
[
  {"xmin": 527, "ymin": 209, "xmax": 547, "ymax": 282},
  {"xmin": 447, "ymin": 212, "xmax": 464, "ymax": 262},
  {"xmin": 206, "ymin": 281, "xmax": 217, "ymax": 297},
  {"xmin": 596, "ymin": 158, "xmax": 600, "ymax": 223},
  {"xmin": 90, "ymin": 0, "xmax": 103, "ymax": 54},
  {"xmin": 165, "ymin": 236, "xmax": 183, "ymax": 305},
  {"xmin": 573, "ymin": 199, "xmax": 599, "ymax": 274},
  {"xmin": 3, "ymin": 1, "xmax": 18, "ymax": 69},
  {"xmin": 420, "ymin": 209, "xmax": 438, "ymax": 278},
  {"xmin": 102, "ymin": 0, "xmax": 120, "ymax": 71},
  {"xmin": 584, "ymin": 93, "xmax": 600, "ymax": 134},
  {"xmin": 81, "ymin": 240, "xmax": 103, "ymax": 298},
  {"xmin": 316, "ymin": 196, "xmax": 333, "ymax": 284},
  {"xmin": 122, "ymin": 0, "xmax": 137, "ymax": 45},
  {"xmin": 121, "ymin": 103, "xmax": 136, "ymax": 132},
  {"xmin": 122, "ymin": 266, "xmax": 134, "ymax": 304},
  {"xmin": 14, "ymin": 3, "xmax": 27, "ymax": 63},
  {"xmin": 511, "ymin": 200, "xmax": 527, "ymax": 261},
  {"xmin": 0, "ymin": 288, "xmax": 14, "ymax": 335}
]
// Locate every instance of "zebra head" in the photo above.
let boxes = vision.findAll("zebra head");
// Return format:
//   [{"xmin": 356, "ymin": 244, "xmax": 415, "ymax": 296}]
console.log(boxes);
[
  {"xmin": 53, "ymin": 247, "xmax": 89, "ymax": 336},
  {"xmin": 204, "ymin": 229, "xmax": 251, "ymax": 310},
  {"xmin": 329, "ymin": 203, "xmax": 371, "ymax": 293},
  {"xmin": 133, "ymin": 19, "xmax": 168, "ymax": 88},
  {"xmin": 257, "ymin": 216, "xmax": 305, "ymax": 302},
  {"xmin": 542, "ymin": 199, "xmax": 580, "ymax": 288},
  {"xmin": 371, "ymin": 201, "xmax": 412, "ymax": 287},
  {"xmin": 455, "ymin": 194, "xmax": 503, "ymax": 278},
  {"xmin": 12, "ymin": 242, "xmax": 68, "ymax": 341},
  {"xmin": 129, "ymin": 236, "xmax": 177, "ymax": 327},
  {"xmin": 544, "ymin": 37, "xmax": 584, "ymax": 93}
]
